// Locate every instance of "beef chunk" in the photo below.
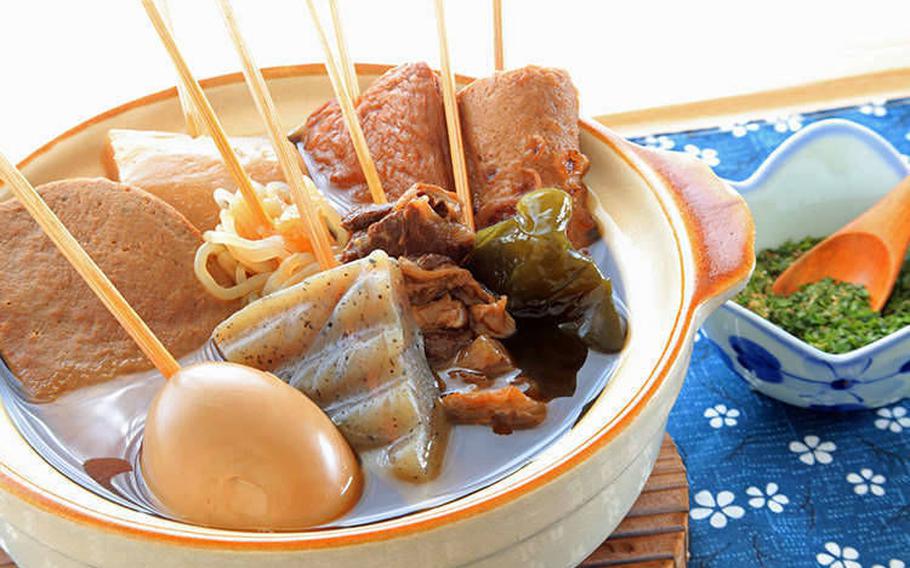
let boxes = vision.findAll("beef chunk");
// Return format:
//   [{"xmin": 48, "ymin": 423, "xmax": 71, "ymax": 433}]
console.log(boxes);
[
  {"xmin": 454, "ymin": 335, "xmax": 514, "ymax": 376},
  {"xmin": 441, "ymin": 385, "xmax": 547, "ymax": 434},
  {"xmin": 413, "ymin": 294, "xmax": 469, "ymax": 331},
  {"xmin": 400, "ymin": 255, "xmax": 515, "ymax": 366},
  {"xmin": 401, "ymin": 254, "xmax": 502, "ymax": 307},
  {"xmin": 468, "ymin": 298, "xmax": 514, "ymax": 338},
  {"xmin": 423, "ymin": 329, "xmax": 475, "ymax": 367},
  {"xmin": 340, "ymin": 184, "xmax": 474, "ymax": 263}
]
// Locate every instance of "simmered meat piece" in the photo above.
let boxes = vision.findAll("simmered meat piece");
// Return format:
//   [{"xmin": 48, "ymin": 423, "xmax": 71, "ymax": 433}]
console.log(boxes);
[
  {"xmin": 441, "ymin": 385, "xmax": 547, "ymax": 435},
  {"xmin": 400, "ymin": 255, "xmax": 516, "ymax": 365},
  {"xmin": 458, "ymin": 66, "xmax": 597, "ymax": 247},
  {"xmin": 340, "ymin": 183, "xmax": 474, "ymax": 263},
  {"xmin": 423, "ymin": 329, "xmax": 474, "ymax": 366},
  {"xmin": 295, "ymin": 62, "xmax": 454, "ymax": 205},
  {"xmin": 469, "ymin": 298, "xmax": 514, "ymax": 338},
  {"xmin": 401, "ymin": 254, "xmax": 504, "ymax": 308},
  {"xmin": 439, "ymin": 335, "xmax": 545, "ymax": 434},
  {"xmin": 454, "ymin": 335, "xmax": 514, "ymax": 376},
  {"xmin": 341, "ymin": 203, "xmax": 393, "ymax": 231},
  {"xmin": 413, "ymin": 294, "xmax": 468, "ymax": 330}
]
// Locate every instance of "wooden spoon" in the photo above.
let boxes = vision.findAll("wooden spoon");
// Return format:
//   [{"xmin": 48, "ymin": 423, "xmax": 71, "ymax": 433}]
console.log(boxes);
[{"xmin": 772, "ymin": 174, "xmax": 910, "ymax": 311}]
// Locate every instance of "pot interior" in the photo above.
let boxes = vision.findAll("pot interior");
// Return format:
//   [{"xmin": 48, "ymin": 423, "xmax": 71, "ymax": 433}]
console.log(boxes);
[{"xmin": 0, "ymin": 64, "xmax": 687, "ymax": 538}]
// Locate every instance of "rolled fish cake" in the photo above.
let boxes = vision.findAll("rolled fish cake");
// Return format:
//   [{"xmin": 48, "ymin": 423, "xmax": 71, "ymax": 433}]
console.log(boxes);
[{"xmin": 458, "ymin": 66, "xmax": 597, "ymax": 247}]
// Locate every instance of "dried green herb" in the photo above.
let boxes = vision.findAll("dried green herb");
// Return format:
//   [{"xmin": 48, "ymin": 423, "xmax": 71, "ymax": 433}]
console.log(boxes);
[{"xmin": 734, "ymin": 237, "xmax": 910, "ymax": 354}]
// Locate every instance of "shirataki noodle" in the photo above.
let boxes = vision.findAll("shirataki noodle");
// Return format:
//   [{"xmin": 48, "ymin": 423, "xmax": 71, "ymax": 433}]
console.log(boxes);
[{"xmin": 194, "ymin": 178, "xmax": 346, "ymax": 303}]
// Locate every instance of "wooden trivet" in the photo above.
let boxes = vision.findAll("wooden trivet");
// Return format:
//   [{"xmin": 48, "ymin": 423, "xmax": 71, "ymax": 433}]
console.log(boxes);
[
  {"xmin": 0, "ymin": 435, "xmax": 688, "ymax": 567},
  {"xmin": 580, "ymin": 434, "xmax": 689, "ymax": 567}
]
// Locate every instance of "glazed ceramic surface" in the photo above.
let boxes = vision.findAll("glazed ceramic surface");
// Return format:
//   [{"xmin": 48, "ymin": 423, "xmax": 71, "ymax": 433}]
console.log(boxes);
[
  {"xmin": 703, "ymin": 119, "xmax": 910, "ymax": 410},
  {"xmin": 0, "ymin": 65, "xmax": 752, "ymax": 567}
]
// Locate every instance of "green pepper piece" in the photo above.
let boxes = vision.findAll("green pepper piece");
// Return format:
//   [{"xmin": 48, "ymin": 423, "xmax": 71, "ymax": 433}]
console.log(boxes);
[{"xmin": 469, "ymin": 188, "xmax": 625, "ymax": 352}]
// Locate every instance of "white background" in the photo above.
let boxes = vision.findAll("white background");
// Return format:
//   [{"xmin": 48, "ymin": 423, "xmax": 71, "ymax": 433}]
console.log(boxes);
[{"xmin": 1, "ymin": 0, "xmax": 909, "ymax": 162}]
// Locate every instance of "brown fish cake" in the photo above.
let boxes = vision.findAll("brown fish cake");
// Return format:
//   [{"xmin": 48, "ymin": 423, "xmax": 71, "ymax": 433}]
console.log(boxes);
[
  {"xmin": 294, "ymin": 62, "xmax": 454, "ymax": 205},
  {"xmin": 0, "ymin": 178, "xmax": 240, "ymax": 400},
  {"xmin": 458, "ymin": 66, "xmax": 597, "ymax": 247}
]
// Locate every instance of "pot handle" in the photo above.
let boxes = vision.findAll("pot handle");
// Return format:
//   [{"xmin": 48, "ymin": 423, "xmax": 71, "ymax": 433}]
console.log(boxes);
[{"xmin": 630, "ymin": 143, "xmax": 755, "ymax": 307}]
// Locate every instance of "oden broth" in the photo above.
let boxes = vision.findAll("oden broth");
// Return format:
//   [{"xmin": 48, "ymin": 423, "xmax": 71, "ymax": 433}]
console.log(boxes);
[{"xmin": 0, "ymin": 241, "xmax": 624, "ymax": 528}]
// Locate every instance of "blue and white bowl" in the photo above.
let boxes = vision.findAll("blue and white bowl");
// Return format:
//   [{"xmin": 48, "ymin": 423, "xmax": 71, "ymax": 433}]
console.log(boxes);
[{"xmin": 702, "ymin": 119, "xmax": 910, "ymax": 410}]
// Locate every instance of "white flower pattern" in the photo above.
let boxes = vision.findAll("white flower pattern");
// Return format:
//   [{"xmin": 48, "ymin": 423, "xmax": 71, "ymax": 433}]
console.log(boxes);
[
  {"xmin": 746, "ymin": 482, "xmax": 789, "ymax": 513},
  {"xmin": 642, "ymin": 135, "xmax": 675, "ymax": 150},
  {"xmin": 789, "ymin": 435, "xmax": 837, "ymax": 465},
  {"xmin": 723, "ymin": 121, "xmax": 761, "ymax": 137},
  {"xmin": 817, "ymin": 542, "xmax": 861, "ymax": 568},
  {"xmin": 683, "ymin": 144, "xmax": 720, "ymax": 167},
  {"xmin": 690, "ymin": 490, "xmax": 745, "ymax": 528},
  {"xmin": 847, "ymin": 468, "xmax": 886, "ymax": 496},
  {"xmin": 704, "ymin": 404, "xmax": 740, "ymax": 428},
  {"xmin": 872, "ymin": 560, "xmax": 906, "ymax": 568},
  {"xmin": 859, "ymin": 99, "xmax": 888, "ymax": 117},
  {"xmin": 770, "ymin": 113, "xmax": 804, "ymax": 133},
  {"xmin": 874, "ymin": 406, "xmax": 910, "ymax": 433}
]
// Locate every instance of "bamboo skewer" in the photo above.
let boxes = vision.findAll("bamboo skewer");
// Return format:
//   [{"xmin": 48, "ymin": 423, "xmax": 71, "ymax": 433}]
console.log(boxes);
[
  {"xmin": 305, "ymin": 0, "xmax": 387, "ymax": 205},
  {"xmin": 0, "ymin": 152, "xmax": 181, "ymax": 379},
  {"xmin": 493, "ymin": 0, "xmax": 504, "ymax": 71},
  {"xmin": 434, "ymin": 0, "xmax": 474, "ymax": 229},
  {"xmin": 215, "ymin": 0, "xmax": 338, "ymax": 270},
  {"xmin": 328, "ymin": 0, "xmax": 359, "ymax": 100},
  {"xmin": 141, "ymin": 0, "xmax": 273, "ymax": 233},
  {"xmin": 158, "ymin": 0, "xmax": 204, "ymax": 136}
]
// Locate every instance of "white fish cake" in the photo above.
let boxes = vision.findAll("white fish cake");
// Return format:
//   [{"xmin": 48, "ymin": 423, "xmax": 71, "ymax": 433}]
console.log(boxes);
[{"xmin": 104, "ymin": 129, "xmax": 284, "ymax": 231}]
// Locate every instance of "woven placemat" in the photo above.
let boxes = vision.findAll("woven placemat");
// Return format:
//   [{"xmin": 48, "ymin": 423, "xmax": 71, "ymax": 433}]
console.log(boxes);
[{"xmin": 0, "ymin": 435, "xmax": 687, "ymax": 567}]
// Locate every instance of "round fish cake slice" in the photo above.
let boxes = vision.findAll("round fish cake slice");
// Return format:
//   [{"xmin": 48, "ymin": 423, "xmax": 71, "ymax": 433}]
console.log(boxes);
[{"xmin": 0, "ymin": 178, "xmax": 240, "ymax": 400}]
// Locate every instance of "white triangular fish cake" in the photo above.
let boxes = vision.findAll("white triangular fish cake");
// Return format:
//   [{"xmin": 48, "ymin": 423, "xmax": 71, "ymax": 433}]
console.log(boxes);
[{"xmin": 212, "ymin": 250, "xmax": 447, "ymax": 481}]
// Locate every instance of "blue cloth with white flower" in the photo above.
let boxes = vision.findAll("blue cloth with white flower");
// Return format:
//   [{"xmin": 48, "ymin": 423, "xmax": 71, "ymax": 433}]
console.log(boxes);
[{"xmin": 631, "ymin": 99, "xmax": 910, "ymax": 568}]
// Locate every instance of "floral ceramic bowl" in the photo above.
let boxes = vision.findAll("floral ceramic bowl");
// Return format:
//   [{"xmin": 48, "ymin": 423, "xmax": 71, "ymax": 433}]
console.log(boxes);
[
  {"xmin": 702, "ymin": 119, "xmax": 910, "ymax": 410},
  {"xmin": 0, "ymin": 64, "xmax": 754, "ymax": 567}
]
